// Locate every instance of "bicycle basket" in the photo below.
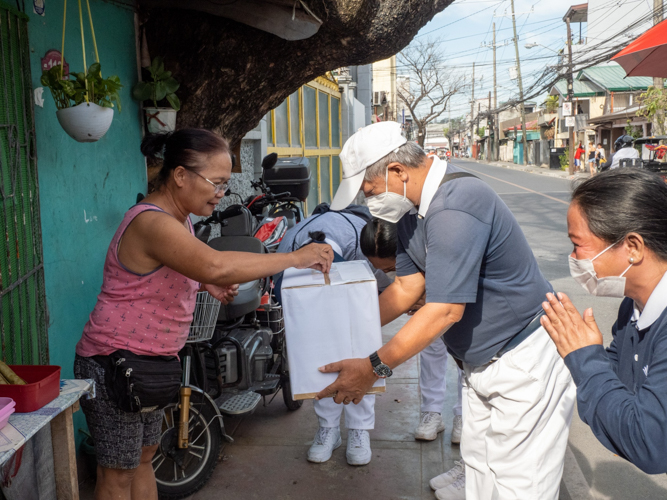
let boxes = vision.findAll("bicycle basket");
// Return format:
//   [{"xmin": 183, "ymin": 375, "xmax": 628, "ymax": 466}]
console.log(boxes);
[{"xmin": 187, "ymin": 291, "xmax": 221, "ymax": 343}]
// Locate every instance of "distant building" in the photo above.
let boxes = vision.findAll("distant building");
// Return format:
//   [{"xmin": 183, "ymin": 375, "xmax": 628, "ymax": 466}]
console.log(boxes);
[
  {"xmin": 372, "ymin": 56, "xmax": 397, "ymax": 122},
  {"xmin": 424, "ymin": 124, "xmax": 450, "ymax": 151}
]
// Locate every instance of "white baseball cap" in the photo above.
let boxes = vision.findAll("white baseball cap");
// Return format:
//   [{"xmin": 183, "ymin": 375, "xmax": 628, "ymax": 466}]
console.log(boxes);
[{"xmin": 330, "ymin": 122, "xmax": 407, "ymax": 210}]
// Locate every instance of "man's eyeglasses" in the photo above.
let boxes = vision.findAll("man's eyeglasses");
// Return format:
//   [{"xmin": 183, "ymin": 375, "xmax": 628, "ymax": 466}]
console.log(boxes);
[{"xmin": 190, "ymin": 170, "xmax": 229, "ymax": 195}]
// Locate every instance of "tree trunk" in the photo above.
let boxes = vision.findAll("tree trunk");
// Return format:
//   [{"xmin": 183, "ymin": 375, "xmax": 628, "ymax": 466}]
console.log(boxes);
[
  {"xmin": 141, "ymin": 1, "xmax": 452, "ymax": 145},
  {"xmin": 417, "ymin": 125, "xmax": 425, "ymax": 148}
]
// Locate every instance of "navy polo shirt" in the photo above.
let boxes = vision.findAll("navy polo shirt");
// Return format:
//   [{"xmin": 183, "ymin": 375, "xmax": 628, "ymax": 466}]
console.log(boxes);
[
  {"xmin": 396, "ymin": 162, "xmax": 553, "ymax": 366},
  {"xmin": 565, "ymin": 273, "xmax": 667, "ymax": 474}
]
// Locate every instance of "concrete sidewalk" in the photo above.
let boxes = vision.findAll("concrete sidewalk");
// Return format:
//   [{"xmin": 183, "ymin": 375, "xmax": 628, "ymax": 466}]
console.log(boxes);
[
  {"xmin": 178, "ymin": 317, "xmax": 579, "ymax": 500},
  {"xmin": 78, "ymin": 317, "xmax": 600, "ymax": 499}
]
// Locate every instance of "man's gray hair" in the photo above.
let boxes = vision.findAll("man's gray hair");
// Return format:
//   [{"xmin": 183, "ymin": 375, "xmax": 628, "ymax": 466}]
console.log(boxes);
[{"xmin": 364, "ymin": 141, "xmax": 427, "ymax": 181}]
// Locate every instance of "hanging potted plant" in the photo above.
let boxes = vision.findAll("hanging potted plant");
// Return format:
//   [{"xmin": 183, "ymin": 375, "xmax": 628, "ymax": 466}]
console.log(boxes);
[
  {"xmin": 132, "ymin": 57, "xmax": 181, "ymax": 133},
  {"xmin": 41, "ymin": 62, "xmax": 122, "ymax": 143},
  {"xmin": 41, "ymin": 0, "xmax": 122, "ymax": 143}
]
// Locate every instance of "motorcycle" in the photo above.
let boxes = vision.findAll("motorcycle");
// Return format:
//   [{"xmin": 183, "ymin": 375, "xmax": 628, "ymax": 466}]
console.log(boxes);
[{"xmin": 152, "ymin": 155, "xmax": 310, "ymax": 499}]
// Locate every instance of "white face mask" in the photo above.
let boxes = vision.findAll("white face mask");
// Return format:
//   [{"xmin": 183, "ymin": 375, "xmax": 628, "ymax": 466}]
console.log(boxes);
[
  {"xmin": 568, "ymin": 242, "xmax": 633, "ymax": 298},
  {"xmin": 385, "ymin": 271, "xmax": 397, "ymax": 282},
  {"xmin": 365, "ymin": 168, "xmax": 415, "ymax": 223}
]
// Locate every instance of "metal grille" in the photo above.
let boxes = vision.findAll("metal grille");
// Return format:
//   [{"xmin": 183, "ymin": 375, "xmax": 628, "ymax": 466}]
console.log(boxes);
[{"xmin": 0, "ymin": 4, "xmax": 48, "ymax": 364}]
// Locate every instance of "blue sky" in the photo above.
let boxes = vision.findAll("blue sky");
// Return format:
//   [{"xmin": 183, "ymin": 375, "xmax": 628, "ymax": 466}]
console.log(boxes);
[{"xmin": 408, "ymin": 0, "xmax": 576, "ymax": 119}]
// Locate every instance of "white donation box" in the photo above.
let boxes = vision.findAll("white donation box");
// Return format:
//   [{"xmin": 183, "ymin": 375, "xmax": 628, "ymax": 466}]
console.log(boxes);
[{"xmin": 281, "ymin": 261, "xmax": 386, "ymax": 400}]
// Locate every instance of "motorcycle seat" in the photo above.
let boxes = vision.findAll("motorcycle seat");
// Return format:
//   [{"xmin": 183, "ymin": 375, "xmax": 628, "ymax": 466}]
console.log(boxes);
[{"xmin": 208, "ymin": 236, "xmax": 265, "ymax": 254}]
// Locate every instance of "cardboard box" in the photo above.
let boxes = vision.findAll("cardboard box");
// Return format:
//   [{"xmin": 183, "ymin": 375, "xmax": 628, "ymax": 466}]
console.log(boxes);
[{"xmin": 281, "ymin": 261, "xmax": 386, "ymax": 400}]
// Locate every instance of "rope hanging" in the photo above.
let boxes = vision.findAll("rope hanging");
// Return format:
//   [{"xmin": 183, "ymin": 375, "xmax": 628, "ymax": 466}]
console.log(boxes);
[{"xmin": 59, "ymin": 0, "xmax": 101, "ymax": 104}]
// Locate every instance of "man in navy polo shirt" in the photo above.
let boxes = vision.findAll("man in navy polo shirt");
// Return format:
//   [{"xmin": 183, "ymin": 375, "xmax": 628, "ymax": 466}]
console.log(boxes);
[{"xmin": 317, "ymin": 122, "xmax": 576, "ymax": 499}]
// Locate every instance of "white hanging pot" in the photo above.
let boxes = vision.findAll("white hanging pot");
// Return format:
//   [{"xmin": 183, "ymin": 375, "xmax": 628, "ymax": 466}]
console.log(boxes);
[
  {"xmin": 56, "ymin": 102, "xmax": 114, "ymax": 143},
  {"xmin": 144, "ymin": 108, "xmax": 177, "ymax": 134}
]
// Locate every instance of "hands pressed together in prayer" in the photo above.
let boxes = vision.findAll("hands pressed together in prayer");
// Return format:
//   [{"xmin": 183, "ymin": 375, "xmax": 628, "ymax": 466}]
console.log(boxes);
[{"xmin": 541, "ymin": 292, "xmax": 603, "ymax": 358}]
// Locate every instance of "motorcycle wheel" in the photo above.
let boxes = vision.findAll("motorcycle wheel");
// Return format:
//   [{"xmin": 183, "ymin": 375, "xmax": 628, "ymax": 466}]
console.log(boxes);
[
  {"xmin": 280, "ymin": 343, "xmax": 303, "ymax": 411},
  {"xmin": 281, "ymin": 373, "xmax": 303, "ymax": 411},
  {"xmin": 154, "ymin": 395, "xmax": 222, "ymax": 499}
]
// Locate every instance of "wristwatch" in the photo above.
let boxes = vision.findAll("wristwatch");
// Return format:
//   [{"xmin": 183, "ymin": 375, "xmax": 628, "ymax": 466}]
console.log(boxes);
[{"xmin": 369, "ymin": 351, "xmax": 393, "ymax": 378}]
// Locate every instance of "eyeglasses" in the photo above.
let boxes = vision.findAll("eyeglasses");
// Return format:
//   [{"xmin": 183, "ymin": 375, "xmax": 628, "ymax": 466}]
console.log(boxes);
[{"xmin": 190, "ymin": 170, "xmax": 229, "ymax": 195}]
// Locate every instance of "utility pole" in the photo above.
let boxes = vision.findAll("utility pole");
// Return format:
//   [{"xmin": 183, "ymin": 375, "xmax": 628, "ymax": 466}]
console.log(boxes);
[
  {"xmin": 654, "ymin": 0, "xmax": 664, "ymax": 135},
  {"xmin": 510, "ymin": 0, "xmax": 529, "ymax": 165},
  {"xmin": 566, "ymin": 16, "xmax": 575, "ymax": 175},
  {"xmin": 470, "ymin": 62, "xmax": 475, "ymax": 158},
  {"xmin": 493, "ymin": 22, "xmax": 498, "ymax": 163},
  {"xmin": 488, "ymin": 90, "xmax": 492, "ymax": 161}
]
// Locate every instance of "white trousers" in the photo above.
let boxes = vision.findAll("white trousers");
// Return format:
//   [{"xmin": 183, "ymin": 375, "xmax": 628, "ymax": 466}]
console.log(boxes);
[
  {"xmin": 314, "ymin": 395, "xmax": 375, "ymax": 430},
  {"xmin": 461, "ymin": 327, "xmax": 575, "ymax": 500},
  {"xmin": 420, "ymin": 336, "xmax": 463, "ymax": 416}
]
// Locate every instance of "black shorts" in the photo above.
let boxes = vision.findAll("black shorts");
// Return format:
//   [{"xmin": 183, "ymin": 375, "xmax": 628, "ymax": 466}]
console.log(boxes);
[{"xmin": 74, "ymin": 355, "xmax": 163, "ymax": 470}]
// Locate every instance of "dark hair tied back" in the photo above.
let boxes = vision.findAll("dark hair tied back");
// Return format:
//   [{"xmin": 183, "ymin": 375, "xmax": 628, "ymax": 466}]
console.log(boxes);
[
  {"xmin": 572, "ymin": 168, "xmax": 667, "ymax": 261},
  {"xmin": 361, "ymin": 218, "xmax": 398, "ymax": 260},
  {"xmin": 140, "ymin": 128, "xmax": 230, "ymax": 186}
]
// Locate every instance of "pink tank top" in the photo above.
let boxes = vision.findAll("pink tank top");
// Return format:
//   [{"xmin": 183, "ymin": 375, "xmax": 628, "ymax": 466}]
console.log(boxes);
[{"xmin": 76, "ymin": 204, "xmax": 199, "ymax": 357}]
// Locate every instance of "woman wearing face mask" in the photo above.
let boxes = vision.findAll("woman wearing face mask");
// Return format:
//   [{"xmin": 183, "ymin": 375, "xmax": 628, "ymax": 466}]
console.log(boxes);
[{"xmin": 541, "ymin": 168, "xmax": 667, "ymax": 474}]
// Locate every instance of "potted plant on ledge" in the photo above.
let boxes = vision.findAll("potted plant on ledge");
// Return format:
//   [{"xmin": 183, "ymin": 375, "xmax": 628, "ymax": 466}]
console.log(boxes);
[
  {"xmin": 41, "ymin": 62, "xmax": 122, "ymax": 143},
  {"xmin": 132, "ymin": 57, "xmax": 181, "ymax": 133}
]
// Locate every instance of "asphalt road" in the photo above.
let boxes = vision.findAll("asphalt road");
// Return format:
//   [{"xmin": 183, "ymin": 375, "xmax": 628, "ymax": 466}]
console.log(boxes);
[{"xmin": 451, "ymin": 159, "xmax": 667, "ymax": 500}]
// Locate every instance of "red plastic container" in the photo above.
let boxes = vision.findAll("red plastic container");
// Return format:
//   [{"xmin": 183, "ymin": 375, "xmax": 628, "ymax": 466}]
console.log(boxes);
[{"xmin": 0, "ymin": 366, "xmax": 61, "ymax": 413}]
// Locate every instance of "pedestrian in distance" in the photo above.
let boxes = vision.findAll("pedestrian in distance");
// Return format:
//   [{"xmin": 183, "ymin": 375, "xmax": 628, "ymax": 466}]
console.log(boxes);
[
  {"xmin": 542, "ymin": 168, "xmax": 667, "ymax": 475},
  {"xmin": 587, "ymin": 141, "xmax": 596, "ymax": 175},
  {"xmin": 74, "ymin": 129, "xmax": 333, "ymax": 500},
  {"xmin": 595, "ymin": 143, "xmax": 606, "ymax": 173},
  {"xmin": 574, "ymin": 142, "xmax": 585, "ymax": 171},
  {"xmin": 319, "ymin": 121, "xmax": 575, "ymax": 500}
]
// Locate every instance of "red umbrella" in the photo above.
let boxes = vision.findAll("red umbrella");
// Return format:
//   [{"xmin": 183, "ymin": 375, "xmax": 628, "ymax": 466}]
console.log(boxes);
[{"xmin": 612, "ymin": 18, "xmax": 667, "ymax": 77}]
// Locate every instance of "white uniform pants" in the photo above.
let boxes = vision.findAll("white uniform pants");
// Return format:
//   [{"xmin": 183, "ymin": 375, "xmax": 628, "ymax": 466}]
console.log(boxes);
[
  {"xmin": 420, "ymin": 337, "xmax": 463, "ymax": 416},
  {"xmin": 461, "ymin": 327, "xmax": 575, "ymax": 500},
  {"xmin": 314, "ymin": 395, "xmax": 375, "ymax": 430}
]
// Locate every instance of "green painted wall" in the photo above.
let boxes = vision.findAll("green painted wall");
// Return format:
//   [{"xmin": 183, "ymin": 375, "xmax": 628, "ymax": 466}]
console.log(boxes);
[{"xmin": 26, "ymin": 1, "xmax": 146, "ymax": 436}]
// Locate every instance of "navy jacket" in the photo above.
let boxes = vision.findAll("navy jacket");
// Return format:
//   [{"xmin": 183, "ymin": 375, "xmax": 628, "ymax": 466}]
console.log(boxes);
[{"xmin": 565, "ymin": 298, "xmax": 667, "ymax": 474}]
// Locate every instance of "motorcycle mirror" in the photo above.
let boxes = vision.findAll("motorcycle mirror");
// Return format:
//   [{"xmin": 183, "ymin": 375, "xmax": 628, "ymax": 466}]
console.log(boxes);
[
  {"xmin": 194, "ymin": 223, "xmax": 211, "ymax": 243},
  {"xmin": 261, "ymin": 153, "xmax": 278, "ymax": 170}
]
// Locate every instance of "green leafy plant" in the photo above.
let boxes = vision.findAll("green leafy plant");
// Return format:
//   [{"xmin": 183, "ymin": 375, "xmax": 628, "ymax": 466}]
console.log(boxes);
[
  {"xmin": 41, "ymin": 62, "xmax": 122, "ymax": 111},
  {"xmin": 131, "ymin": 57, "xmax": 180, "ymax": 111},
  {"xmin": 637, "ymin": 86, "xmax": 667, "ymax": 136},
  {"xmin": 624, "ymin": 120, "xmax": 643, "ymax": 140},
  {"xmin": 559, "ymin": 148, "xmax": 570, "ymax": 170},
  {"xmin": 545, "ymin": 95, "xmax": 559, "ymax": 114}
]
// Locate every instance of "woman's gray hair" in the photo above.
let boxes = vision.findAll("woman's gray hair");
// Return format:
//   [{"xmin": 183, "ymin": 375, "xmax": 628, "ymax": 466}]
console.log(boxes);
[{"xmin": 364, "ymin": 141, "xmax": 427, "ymax": 181}]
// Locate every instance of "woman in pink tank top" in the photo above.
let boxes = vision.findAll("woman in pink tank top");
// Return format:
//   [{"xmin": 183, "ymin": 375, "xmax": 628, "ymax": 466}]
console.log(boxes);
[{"xmin": 74, "ymin": 129, "xmax": 333, "ymax": 499}]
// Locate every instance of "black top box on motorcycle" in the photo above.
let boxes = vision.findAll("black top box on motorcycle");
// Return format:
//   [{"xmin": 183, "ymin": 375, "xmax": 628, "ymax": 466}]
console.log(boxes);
[{"xmin": 263, "ymin": 157, "xmax": 311, "ymax": 202}]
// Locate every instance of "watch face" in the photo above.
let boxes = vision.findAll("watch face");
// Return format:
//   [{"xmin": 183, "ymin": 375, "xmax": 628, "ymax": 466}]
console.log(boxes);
[{"xmin": 375, "ymin": 363, "xmax": 393, "ymax": 378}]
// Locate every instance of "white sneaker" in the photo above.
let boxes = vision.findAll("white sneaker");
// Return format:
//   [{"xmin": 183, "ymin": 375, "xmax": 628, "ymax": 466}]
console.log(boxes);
[
  {"xmin": 434, "ymin": 464, "xmax": 466, "ymax": 499},
  {"xmin": 307, "ymin": 426, "xmax": 342, "ymax": 463},
  {"xmin": 430, "ymin": 460, "xmax": 465, "ymax": 490},
  {"xmin": 415, "ymin": 411, "xmax": 445, "ymax": 441},
  {"xmin": 346, "ymin": 429, "xmax": 372, "ymax": 466},
  {"xmin": 451, "ymin": 415, "xmax": 462, "ymax": 444}
]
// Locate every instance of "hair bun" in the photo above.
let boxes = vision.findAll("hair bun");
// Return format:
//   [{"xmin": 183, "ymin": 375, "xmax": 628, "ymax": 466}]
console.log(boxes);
[{"xmin": 140, "ymin": 132, "xmax": 173, "ymax": 159}]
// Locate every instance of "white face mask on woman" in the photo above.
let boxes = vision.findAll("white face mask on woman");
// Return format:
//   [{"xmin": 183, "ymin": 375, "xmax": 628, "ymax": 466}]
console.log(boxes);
[
  {"xmin": 568, "ymin": 242, "xmax": 633, "ymax": 298},
  {"xmin": 365, "ymin": 167, "xmax": 415, "ymax": 223}
]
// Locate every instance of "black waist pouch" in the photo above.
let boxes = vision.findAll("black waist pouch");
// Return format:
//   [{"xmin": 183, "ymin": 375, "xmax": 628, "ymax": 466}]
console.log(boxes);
[{"xmin": 94, "ymin": 350, "xmax": 182, "ymax": 413}]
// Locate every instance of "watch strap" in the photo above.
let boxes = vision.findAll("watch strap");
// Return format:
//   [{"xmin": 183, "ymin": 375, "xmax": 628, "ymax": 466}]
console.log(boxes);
[{"xmin": 369, "ymin": 351, "xmax": 382, "ymax": 368}]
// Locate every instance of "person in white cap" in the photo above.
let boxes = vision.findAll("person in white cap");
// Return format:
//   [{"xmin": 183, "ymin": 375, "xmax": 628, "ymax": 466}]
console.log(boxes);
[{"xmin": 316, "ymin": 122, "xmax": 576, "ymax": 500}]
